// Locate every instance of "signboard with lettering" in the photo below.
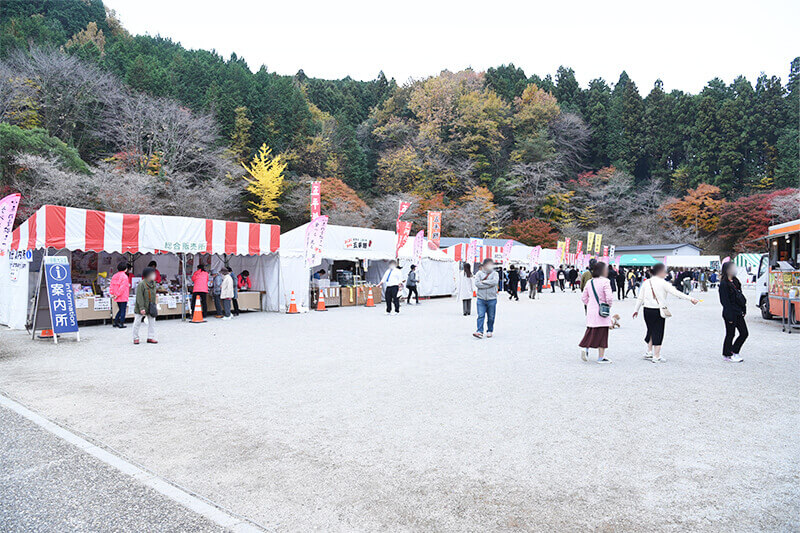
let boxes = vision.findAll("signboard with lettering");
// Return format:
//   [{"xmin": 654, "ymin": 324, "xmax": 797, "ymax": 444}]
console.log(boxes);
[{"xmin": 43, "ymin": 256, "xmax": 79, "ymax": 339}]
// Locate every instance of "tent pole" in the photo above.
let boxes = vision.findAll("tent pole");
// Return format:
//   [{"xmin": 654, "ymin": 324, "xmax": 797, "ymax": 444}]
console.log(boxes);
[
  {"xmin": 181, "ymin": 253, "xmax": 187, "ymax": 321},
  {"xmin": 30, "ymin": 248, "xmax": 46, "ymax": 340}
]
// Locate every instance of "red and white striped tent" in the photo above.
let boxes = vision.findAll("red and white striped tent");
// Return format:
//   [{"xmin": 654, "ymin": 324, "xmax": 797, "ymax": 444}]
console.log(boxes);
[
  {"xmin": 443, "ymin": 243, "xmax": 507, "ymax": 264},
  {"xmin": 444, "ymin": 243, "xmax": 564, "ymax": 266},
  {"xmin": 1, "ymin": 206, "xmax": 282, "ymax": 327},
  {"xmin": 10, "ymin": 205, "xmax": 279, "ymax": 255}
]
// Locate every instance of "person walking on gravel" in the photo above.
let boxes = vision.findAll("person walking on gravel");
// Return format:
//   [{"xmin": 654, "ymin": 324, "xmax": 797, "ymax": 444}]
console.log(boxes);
[
  {"xmin": 378, "ymin": 260, "xmax": 404, "ymax": 315},
  {"xmin": 632, "ymin": 263, "xmax": 698, "ymax": 363},
  {"xmin": 132, "ymin": 267, "xmax": 158, "ymax": 345},
  {"xmin": 473, "ymin": 259, "xmax": 498, "ymax": 339},
  {"xmin": 406, "ymin": 265, "xmax": 420, "ymax": 305},
  {"xmin": 458, "ymin": 263, "xmax": 475, "ymax": 315},
  {"xmin": 579, "ymin": 261, "xmax": 614, "ymax": 364},
  {"xmin": 719, "ymin": 261, "xmax": 747, "ymax": 363}
]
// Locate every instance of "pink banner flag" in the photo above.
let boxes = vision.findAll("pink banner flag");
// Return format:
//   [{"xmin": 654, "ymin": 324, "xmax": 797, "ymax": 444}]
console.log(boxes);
[
  {"xmin": 412, "ymin": 230, "xmax": 424, "ymax": 266},
  {"xmin": 502, "ymin": 239, "xmax": 514, "ymax": 264},
  {"xmin": 575, "ymin": 240, "xmax": 583, "ymax": 256},
  {"xmin": 0, "ymin": 193, "xmax": 21, "ymax": 252},
  {"xmin": 722, "ymin": 256, "xmax": 731, "ymax": 264},
  {"xmin": 396, "ymin": 220, "xmax": 412, "ymax": 257},
  {"xmin": 305, "ymin": 215, "xmax": 329, "ymax": 267}
]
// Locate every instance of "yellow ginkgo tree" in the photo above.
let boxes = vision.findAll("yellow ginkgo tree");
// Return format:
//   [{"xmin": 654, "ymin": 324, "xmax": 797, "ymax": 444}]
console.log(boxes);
[{"xmin": 243, "ymin": 143, "xmax": 286, "ymax": 223}]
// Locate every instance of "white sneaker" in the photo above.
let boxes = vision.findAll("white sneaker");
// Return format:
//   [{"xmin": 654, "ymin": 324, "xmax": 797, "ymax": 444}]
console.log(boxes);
[
  {"xmin": 643, "ymin": 352, "xmax": 653, "ymax": 360},
  {"xmin": 486, "ymin": 332, "xmax": 493, "ymax": 338},
  {"xmin": 221, "ymin": 316, "xmax": 232, "ymax": 321},
  {"xmin": 724, "ymin": 355, "xmax": 744, "ymax": 363},
  {"xmin": 580, "ymin": 348, "xmax": 588, "ymax": 362},
  {"xmin": 385, "ymin": 311, "xmax": 391, "ymax": 315},
  {"xmin": 596, "ymin": 357, "xmax": 612, "ymax": 364},
  {"xmin": 651, "ymin": 357, "xmax": 667, "ymax": 363}
]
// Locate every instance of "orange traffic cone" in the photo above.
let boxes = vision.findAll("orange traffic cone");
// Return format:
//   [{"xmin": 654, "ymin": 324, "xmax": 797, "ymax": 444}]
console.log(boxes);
[
  {"xmin": 287, "ymin": 291, "xmax": 299, "ymax": 314},
  {"xmin": 190, "ymin": 295, "xmax": 206, "ymax": 323},
  {"xmin": 473, "ymin": 289, "xmax": 477, "ymax": 298},
  {"xmin": 38, "ymin": 329, "xmax": 54, "ymax": 339},
  {"xmin": 316, "ymin": 289, "xmax": 327, "ymax": 311},
  {"xmin": 365, "ymin": 287, "xmax": 375, "ymax": 307}
]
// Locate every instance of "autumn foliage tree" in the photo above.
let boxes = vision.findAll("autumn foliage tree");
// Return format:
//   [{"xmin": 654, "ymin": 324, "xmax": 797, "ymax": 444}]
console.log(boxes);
[
  {"xmin": 243, "ymin": 143, "xmax": 286, "ymax": 222},
  {"xmin": 500, "ymin": 218, "xmax": 559, "ymax": 247},
  {"xmin": 717, "ymin": 188, "xmax": 799, "ymax": 251},
  {"xmin": 665, "ymin": 184, "xmax": 727, "ymax": 234}
]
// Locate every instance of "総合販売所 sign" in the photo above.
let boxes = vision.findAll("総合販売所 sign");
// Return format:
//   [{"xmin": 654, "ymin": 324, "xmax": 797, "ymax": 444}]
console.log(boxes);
[{"xmin": 43, "ymin": 256, "xmax": 79, "ymax": 335}]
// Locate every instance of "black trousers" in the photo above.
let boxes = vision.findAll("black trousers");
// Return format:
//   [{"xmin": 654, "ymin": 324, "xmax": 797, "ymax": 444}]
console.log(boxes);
[
  {"xmin": 232, "ymin": 297, "xmax": 240, "ymax": 315},
  {"xmin": 462, "ymin": 299, "xmax": 471, "ymax": 315},
  {"xmin": 723, "ymin": 315, "xmax": 748, "ymax": 356},
  {"xmin": 643, "ymin": 307, "xmax": 665, "ymax": 346},
  {"xmin": 191, "ymin": 292, "xmax": 208, "ymax": 317},
  {"xmin": 617, "ymin": 284, "xmax": 624, "ymax": 299},
  {"xmin": 508, "ymin": 286, "xmax": 518, "ymax": 300},
  {"xmin": 558, "ymin": 279, "xmax": 565, "ymax": 291},
  {"xmin": 385, "ymin": 285, "xmax": 400, "ymax": 313},
  {"xmin": 626, "ymin": 284, "xmax": 637, "ymax": 297},
  {"xmin": 407, "ymin": 285, "xmax": 419, "ymax": 304}
]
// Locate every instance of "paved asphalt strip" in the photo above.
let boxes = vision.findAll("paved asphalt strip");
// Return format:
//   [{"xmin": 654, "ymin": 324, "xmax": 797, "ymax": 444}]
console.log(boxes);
[{"xmin": 0, "ymin": 393, "xmax": 265, "ymax": 533}]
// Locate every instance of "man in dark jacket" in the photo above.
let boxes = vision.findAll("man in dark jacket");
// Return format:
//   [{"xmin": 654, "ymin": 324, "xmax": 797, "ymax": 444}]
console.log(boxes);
[
  {"xmin": 507, "ymin": 265, "xmax": 520, "ymax": 301},
  {"xmin": 568, "ymin": 266, "xmax": 579, "ymax": 291}
]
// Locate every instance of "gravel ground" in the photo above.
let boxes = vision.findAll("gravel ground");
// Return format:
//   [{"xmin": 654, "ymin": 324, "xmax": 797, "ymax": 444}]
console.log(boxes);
[
  {"xmin": 0, "ymin": 406, "xmax": 225, "ymax": 532},
  {"xmin": 0, "ymin": 289, "xmax": 797, "ymax": 531}
]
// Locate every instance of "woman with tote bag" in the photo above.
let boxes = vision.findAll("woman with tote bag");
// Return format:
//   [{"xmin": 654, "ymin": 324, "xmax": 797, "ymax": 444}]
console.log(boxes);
[{"xmin": 633, "ymin": 263, "xmax": 698, "ymax": 363}]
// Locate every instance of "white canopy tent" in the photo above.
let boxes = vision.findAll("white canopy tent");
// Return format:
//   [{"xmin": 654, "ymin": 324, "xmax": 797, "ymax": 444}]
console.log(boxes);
[
  {"xmin": 397, "ymin": 237, "xmax": 457, "ymax": 297},
  {"xmin": 279, "ymin": 223, "xmax": 396, "ymax": 311},
  {"xmin": 664, "ymin": 255, "xmax": 721, "ymax": 269}
]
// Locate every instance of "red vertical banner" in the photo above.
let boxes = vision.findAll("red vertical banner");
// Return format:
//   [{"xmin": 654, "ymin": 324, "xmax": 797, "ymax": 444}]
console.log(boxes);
[
  {"xmin": 564, "ymin": 237, "xmax": 571, "ymax": 257},
  {"xmin": 396, "ymin": 220, "xmax": 412, "ymax": 257},
  {"xmin": 310, "ymin": 181, "xmax": 322, "ymax": 220},
  {"xmin": 427, "ymin": 211, "xmax": 442, "ymax": 249},
  {"xmin": 398, "ymin": 200, "xmax": 411, "ymax": 219},
  {"xmin": 575, "ymin": 240, "xmax": 583, "ymax": 257}
]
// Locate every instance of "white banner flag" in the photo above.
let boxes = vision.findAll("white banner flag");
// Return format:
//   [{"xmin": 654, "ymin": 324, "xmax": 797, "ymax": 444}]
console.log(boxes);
[{"xmin": 305, "ymin": 215, "xmax": 329, "ymax": 267}]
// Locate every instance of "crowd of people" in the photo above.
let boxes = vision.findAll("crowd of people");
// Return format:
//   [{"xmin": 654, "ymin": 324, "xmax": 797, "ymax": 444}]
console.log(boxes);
[
  {"xmin": 459, "ymin": 258, "xmax": 747, "ymax": 366},
  {"xmin": 108, "ymin": 260, "xmax": 254, "ymax": 344}
]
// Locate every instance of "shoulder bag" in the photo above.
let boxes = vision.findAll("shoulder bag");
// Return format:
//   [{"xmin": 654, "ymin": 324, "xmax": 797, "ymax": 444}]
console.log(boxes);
[
  {"xmin": 590, "ymin": 280, "xmax": 611, "ymax": 317},
  {"xmin": 147, "ymin": 285, "xmax": 159, "ymax": 317},
  {"xmin": 650, "ymin": 279, "xmax": 671, "ymax": 318}
]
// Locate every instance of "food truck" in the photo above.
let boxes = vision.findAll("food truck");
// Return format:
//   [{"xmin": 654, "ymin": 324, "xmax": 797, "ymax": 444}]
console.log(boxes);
[{"xmin": 754, "ymin": 219, "xmax": 800, "ymax": 324}]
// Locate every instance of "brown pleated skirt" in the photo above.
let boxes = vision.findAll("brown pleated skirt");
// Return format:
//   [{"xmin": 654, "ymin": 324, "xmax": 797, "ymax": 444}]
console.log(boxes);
[{"xmin": 579, "ymin": 326, "xmax": 609, "ymax": 348}]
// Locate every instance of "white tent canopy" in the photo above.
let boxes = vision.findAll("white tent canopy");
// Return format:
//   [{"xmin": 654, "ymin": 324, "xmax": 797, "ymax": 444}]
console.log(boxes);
[
  {"xmin": 397, "ymin": 237, "xmax": 456, "ymax": 297},
  {"xmin": 279, "ymin": 223, "xmax": 397, "ymax": 311},
  {"xmin": 664, "ymin": 255, "xmax": 721, "ymax": 269}
]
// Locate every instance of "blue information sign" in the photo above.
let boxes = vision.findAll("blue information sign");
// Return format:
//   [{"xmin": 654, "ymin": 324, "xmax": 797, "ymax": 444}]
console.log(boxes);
[{"xmin": 43, "ymin": 256, "xmax": 79, "ymax": 335}]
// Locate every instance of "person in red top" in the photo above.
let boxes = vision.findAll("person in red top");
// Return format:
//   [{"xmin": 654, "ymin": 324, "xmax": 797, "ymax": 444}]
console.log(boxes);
[
  {"xmin": 109, "ymin": 261, "xmax": 131, "ymax": 328},
  {"xmin": 148, "ymin": 260, "xmax": 162, "ymax": 283},
  {"xmin": 232, "ymin": 270, "xmax": 251, "ymax": 317},
  {"xmin": 190, "ymin": 264, "xmax": 209, "ymax": 318}
]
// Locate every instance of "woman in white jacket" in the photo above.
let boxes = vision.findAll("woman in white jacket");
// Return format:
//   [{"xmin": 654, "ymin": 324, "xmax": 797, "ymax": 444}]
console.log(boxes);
[
  {"xmin": 458, "ymin": 263, "xmax": 475, "ymax": 316},
  {"xmin": 219, "ymin": 268, "xmax": 235, "ymax": 320},
  {"xmin": 632, "ymin": 263, "xmax": 698, "ymax": 363}
]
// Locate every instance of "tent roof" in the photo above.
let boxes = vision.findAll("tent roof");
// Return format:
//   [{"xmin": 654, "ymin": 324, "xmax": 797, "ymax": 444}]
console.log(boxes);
[
  {"xmin": 615, "ymin": 243, "xmax": 702, "ymax": 252},
  {"xmin": 398, "ymin": 236, "xmax": 453, "ymax": 262},
  {"xmin": 281, "ymin": 222, "xmax": 396, "ymax": 261},
  {"xmin": 10, "ymin": 205, "xmax": 279, "ymax": 256},
  {"xmin": 734, "ymin": 253, "xmax": 762, "ymax": 268},
  {"xmin": 438, "ymin": 237, "xmax": 524, "ymax": 248},
  {"xmin": 664, "ymin": 255, "xmax": 721, "ymax": 268},
  {"xmin": 618, "ymin": 254, "xmax": 658, "ymax": 266}
]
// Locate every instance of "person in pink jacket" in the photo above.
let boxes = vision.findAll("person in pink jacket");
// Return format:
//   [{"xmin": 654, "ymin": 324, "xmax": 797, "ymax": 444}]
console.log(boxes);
[
  {"xmin": 549, "ymin": 267, "xmax": 557, "ymax": 293},
  {"xmin": 190, "ymin": 264, "xmax": 210, "ymax": 318},
  {"xmin": 579, "ymin": 261, "xmax": 614, "ymax": 364},
  {"xmin": 109, "ymin": 261, "xmax": 131, "ymax": 329}
]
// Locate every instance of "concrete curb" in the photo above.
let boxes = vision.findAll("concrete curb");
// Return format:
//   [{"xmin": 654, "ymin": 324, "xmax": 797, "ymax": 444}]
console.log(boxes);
[{"xmin": 0, "ymin": 392, "xmax": 267, "ymax": 533}]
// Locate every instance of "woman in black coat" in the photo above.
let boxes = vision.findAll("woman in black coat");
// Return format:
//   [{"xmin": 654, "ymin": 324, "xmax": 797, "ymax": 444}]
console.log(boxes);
[{"xmin": 718, "ymin": 261, "xmax": 747, "ymax": 363}]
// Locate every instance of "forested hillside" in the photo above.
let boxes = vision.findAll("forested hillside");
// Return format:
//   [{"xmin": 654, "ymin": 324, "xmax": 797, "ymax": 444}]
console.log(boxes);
[{"xmin": 1, "ymin": 0, "xmax": 797, "ymax": 252}]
